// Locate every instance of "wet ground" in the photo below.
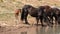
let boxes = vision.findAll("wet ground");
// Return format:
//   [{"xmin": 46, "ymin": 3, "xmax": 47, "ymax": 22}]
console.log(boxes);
[{"xmin": 0, "ymin": 23, "xmax": 60, "ymax": 34}]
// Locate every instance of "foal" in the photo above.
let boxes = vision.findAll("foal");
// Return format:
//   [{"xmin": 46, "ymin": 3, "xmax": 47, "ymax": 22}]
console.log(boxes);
[{"xmin": 15, "ymin": 9, "xmax": 21, "ymax": 23}]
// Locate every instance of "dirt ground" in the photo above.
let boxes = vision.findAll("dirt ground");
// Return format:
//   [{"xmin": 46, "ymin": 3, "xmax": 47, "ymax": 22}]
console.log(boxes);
[{"xmin": 0, "ymin": 13, "xmax": 39, "ymax": 34}]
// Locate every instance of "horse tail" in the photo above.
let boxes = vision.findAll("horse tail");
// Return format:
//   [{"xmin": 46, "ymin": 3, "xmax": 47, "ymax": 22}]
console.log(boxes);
[{"xmin": 21, "ymin": 8, "xmax": 25, "ymax": 21}]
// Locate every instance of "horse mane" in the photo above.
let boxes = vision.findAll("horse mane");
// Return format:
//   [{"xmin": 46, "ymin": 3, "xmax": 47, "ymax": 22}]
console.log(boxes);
[{"xmin": 44, "ymin": 5, "xmax": 52, "ymax": 12}]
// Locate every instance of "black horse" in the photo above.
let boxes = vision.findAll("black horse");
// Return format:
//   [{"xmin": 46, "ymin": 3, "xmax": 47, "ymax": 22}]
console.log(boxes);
[
  {"xmin": 52, "ymin": 7, "xmax": 60, "ymax": 24},
  {"xmin": 21, "ymin": 5, "xmax": 47, "ymax": 26}
]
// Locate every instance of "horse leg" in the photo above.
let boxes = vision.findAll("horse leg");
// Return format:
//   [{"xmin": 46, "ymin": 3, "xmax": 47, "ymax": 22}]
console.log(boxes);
[
  {"xmin": 57, "ymin": 16, "xmax": 60, "ymax": 24},
  {"xmin": 36, "ymin": 17, "xmax": 39, "ymax": 26},
  {"xmin": 40, "ymin": 17, "xmax": 44, "ymax": 26},
  {"xmin": 44, "ymin": 15, "xmax": 53, "ymax": 26},
  {"xmin": 24, "ymin": 12, "xmax": 30, "ymax": 24},
  {"xmin": 46, "ymin": 17, "xmax": 52, "ymax": 26},
  {"xmin": 25, "ymin": 17, "xmax": 29, "ymax": 24},
  {"xmin": 50, "ymin": 16, "xmax": 53, "ymax": 25},
  {"xmin": 15, "ymin": 14, "xmax": 18, "ymax": 20},
  {"xmin": 55, "ymin": 15, "xmax": 58, "ymax": 25}
]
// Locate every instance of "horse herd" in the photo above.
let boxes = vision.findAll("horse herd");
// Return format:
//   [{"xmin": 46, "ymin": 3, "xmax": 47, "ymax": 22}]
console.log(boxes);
[{"xmin": 15, "ymin": 5, "xmax": 60, "ymax": 26}]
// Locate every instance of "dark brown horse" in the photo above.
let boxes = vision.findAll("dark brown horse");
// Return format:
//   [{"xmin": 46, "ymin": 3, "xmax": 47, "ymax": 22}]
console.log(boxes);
[
  {"xmin": 38, "ymin": 5, "xmax": 53, "ymax": 26},
  {"xmin": 43, "ymin": 6, "xmax": 60, "ymax": 25},
  {"xmin": 44, "ymin": 6, "xmax": 54, "ymax": 24}
]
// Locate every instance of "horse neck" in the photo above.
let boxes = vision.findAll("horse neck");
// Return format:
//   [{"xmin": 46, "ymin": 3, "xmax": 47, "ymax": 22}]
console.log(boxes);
[
  {"xmin": 29, "ymin": 7, "xmax": 36, "ymax": 11},
  {"xmin": 46, "ymin": 7, "xmax": 52, "ymax": 12}
]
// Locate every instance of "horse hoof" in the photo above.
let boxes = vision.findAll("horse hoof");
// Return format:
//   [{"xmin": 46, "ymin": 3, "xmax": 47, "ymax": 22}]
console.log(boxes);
[
  {"xmin": 24, "ymin": 23, "xmax": 30, "ymax": 25},
  {"xmin": 36, "ymin": 24, "xmax": 38, "ymax": 26},
  {"xmin": 27, "ymin": 23, "xmax": 30, "ymax": 25},
  {"xmin": 41, "ymin": 25, "xmax": 45, "ymax": 27}
]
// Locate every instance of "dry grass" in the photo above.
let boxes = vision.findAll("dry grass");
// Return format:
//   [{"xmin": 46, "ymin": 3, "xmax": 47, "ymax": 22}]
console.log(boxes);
[
  {"xmin": 0, "ymin": 0, "xmax": 60, "ymax": 26},
  {"xmin": 0, "ymin": 0, "xmax": 60, "ymax": 13},
  {"xmin": 0, "ymin": 13, "xmax": 37, "ymax": 26}
]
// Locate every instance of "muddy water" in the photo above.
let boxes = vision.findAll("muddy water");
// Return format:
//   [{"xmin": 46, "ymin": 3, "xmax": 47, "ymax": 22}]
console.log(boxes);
[
  {"xmin": 0, "ymin": 25, "xmax": 60, "ymax": 34},
  {"xmin": 19, "ymin": 26, "xmax": 60, "ymax": 34}
]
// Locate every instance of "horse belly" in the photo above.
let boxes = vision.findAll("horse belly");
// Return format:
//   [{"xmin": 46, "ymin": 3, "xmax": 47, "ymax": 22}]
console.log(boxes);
[{"xmin": 30, "ymin": 13, "xmax": 37, "ymax": 17}]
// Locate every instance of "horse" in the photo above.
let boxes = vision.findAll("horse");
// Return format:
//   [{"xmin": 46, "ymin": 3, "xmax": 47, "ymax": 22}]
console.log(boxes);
[
  {"xmin": 44, "ymin": 6, "xmax": 60, "ymax": 25},
  {"xmin": 52, "ymin": 7, "xmax": 60, "ymax": 24},
  {"xmin": 21, "ymin": 5, "xmax": 46, "ymax": 26},
  {"xmin": 38, "ymin": 5, "xmax": 53, "ymax": 26},
  {"xmin": 15, "ymin": 9, "xmax": 21, "ymax": 22},
  {"xmin": 44, "ymin": 6, "xmax": 54, "ymax": 25}
]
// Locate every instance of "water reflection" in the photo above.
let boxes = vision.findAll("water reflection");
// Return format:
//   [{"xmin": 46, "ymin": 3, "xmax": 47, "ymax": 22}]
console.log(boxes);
[
  {"xmin": 21, "ymin": 32, "xmax": 27, "ymax": 34},
  {"xmin": 20, "ymin": 25, "xmax": 60, "ymax": 34}
]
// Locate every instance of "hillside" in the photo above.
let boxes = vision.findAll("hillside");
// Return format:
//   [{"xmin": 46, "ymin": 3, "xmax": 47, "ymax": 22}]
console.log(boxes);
[{"xmin": 0, "ymin": 0, "xmax": 60, "ymax": 13}]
